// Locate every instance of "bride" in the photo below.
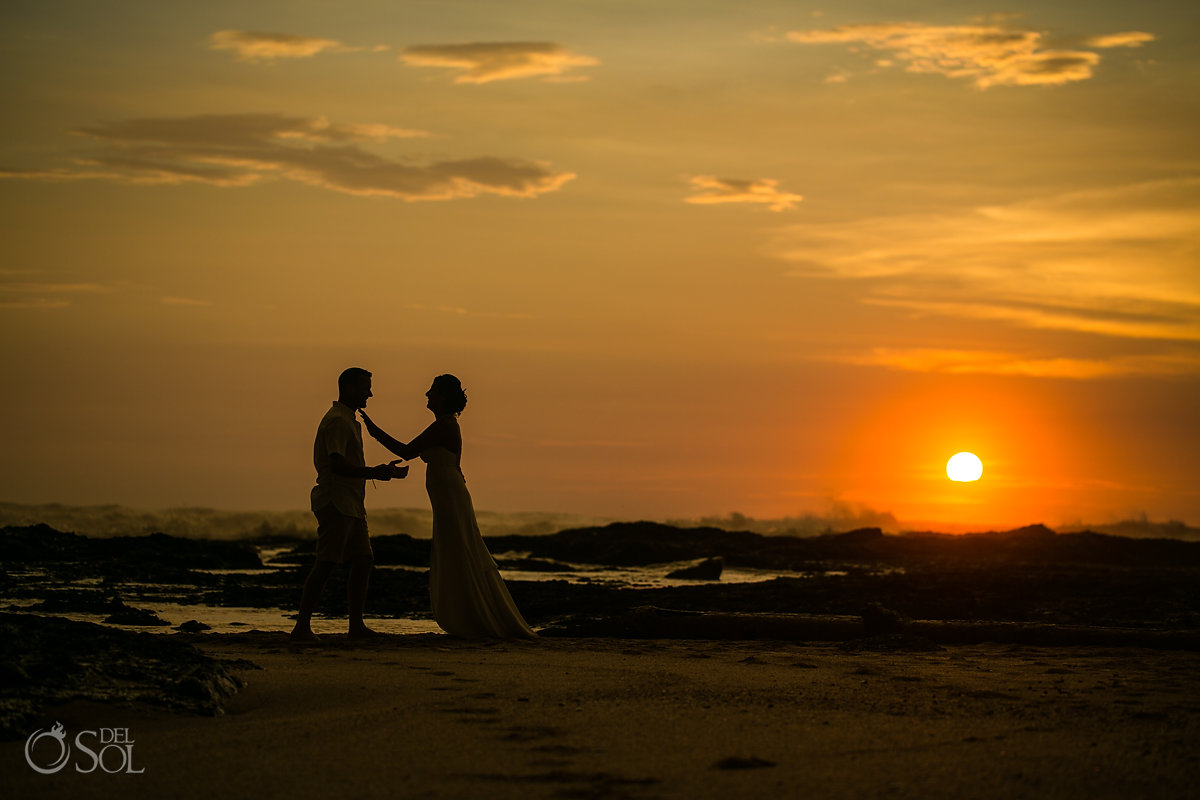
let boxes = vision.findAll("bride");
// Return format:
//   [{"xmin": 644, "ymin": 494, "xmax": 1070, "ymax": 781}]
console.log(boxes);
[{"xmin": 359, "ymin": 375, "xmax": 536, "ymax": 640}]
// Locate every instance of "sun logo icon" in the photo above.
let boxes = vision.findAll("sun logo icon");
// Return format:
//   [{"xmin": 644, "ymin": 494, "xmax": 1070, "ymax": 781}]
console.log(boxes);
[{"xmin": 25, "ymin": 721, "xmax": 71, "ymax": 774}]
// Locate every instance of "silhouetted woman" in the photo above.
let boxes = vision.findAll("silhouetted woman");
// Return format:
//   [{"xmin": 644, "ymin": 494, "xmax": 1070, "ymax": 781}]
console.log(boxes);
[{"xmin": 359, "ymin": 375, "xmax": 536, "ymax": 639}]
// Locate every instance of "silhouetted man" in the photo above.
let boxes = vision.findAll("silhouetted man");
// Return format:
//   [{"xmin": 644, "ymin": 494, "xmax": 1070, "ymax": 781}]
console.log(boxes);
[{"xmin": 290, "ymin": 367, "xmax": 407, "ymax": 643}]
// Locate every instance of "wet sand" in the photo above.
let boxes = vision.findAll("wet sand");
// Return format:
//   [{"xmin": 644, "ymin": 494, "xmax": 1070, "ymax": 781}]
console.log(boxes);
[{"xmin": 5, "ymin": 632, "xmax": 1199, "ymax": 799}]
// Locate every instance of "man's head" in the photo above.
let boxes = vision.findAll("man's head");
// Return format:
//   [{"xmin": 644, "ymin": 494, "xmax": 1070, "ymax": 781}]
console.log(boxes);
[{"xmin": 337, "ymin": 367, "xmax": 373, "ymax": 410}]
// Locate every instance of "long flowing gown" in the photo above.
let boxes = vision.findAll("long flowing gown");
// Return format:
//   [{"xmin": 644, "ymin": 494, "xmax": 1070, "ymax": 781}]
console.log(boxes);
[{"xmin": 423, "ymin": 445, "xmax": 537, "ymax": 639}]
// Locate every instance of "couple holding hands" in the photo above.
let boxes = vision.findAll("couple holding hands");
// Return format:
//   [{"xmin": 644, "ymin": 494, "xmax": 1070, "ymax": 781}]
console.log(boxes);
[{"xmin": 290, "ymin": 368, "xmax": 536, "ymax": 643}]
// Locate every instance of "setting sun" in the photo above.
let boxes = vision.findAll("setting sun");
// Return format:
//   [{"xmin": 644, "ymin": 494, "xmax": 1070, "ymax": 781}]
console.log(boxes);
[
  {"xmin": 947, "ymin": 452, "xmax": 984, "ymax": 483},
  {"xmin": 0, "ymin": 0, "xmax": 1196, "ymax": 532}
]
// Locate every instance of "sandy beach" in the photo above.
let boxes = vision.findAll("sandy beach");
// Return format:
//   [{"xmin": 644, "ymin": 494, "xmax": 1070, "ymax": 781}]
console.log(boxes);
[{"xmin": 5, "ymin": 631, "xmax": 1199, "ymax": 799}]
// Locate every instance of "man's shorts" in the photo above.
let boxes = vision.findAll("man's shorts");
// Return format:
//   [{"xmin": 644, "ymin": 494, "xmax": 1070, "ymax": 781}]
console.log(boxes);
[{"xmin": 314, "ymin": 505, "xmax": 373, "ymax": 564}]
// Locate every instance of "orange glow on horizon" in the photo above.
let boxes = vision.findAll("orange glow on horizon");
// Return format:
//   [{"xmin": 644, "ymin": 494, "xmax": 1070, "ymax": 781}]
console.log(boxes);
[{"xmin": 832, "ymin": 378, "xmax": 1083, "ymax": 528}]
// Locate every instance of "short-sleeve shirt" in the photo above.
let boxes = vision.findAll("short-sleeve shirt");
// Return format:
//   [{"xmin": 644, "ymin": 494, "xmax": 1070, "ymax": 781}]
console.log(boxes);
[{"xmin": 310, "ymin": 402, "xmax": 367, "ymax": 519}]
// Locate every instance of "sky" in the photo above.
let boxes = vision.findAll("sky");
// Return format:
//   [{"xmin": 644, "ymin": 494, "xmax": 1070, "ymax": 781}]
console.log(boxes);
[{"xmin": 1, "ymin": 0, "xmax": 1197, "ymax": 530}]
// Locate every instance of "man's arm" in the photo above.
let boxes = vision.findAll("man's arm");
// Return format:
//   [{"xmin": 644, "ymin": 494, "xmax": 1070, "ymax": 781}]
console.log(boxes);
[{"xmin": 330, "ymin": 452, "xmax": 405, "ymax": 480}]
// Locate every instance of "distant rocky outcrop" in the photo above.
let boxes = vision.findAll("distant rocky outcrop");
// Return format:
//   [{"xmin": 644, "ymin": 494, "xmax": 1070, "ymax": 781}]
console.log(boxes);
[
  {"xmin": 2, "ymin": 524, "xmax": 262, "ymax": 569},
  {"xmin": 487, "ymin": 521, "xmax": 1200, "ymax": 570},
  {"xmin": 6, "ymin": 522, "xmax": 1200, "ymax": 637}
]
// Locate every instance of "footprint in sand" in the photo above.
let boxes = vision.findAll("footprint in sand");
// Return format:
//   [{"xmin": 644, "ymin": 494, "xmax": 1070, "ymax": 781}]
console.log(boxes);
[
  {"xmin": 530, "ymin": 743, "xmax": 588, "ymax": 756},
  {"xmin": 499, "ymin": 724, "xmax": 564, "ymax": 742},
  {"xmin": 434, "ymin": 703, "xmax": 503, "ymax": 724}
]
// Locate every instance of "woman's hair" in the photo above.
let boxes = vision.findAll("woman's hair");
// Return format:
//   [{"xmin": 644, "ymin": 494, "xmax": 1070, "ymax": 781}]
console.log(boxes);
[{"xmin": 432, "ymin": 374, "xmax": 468, "ymax": 415}]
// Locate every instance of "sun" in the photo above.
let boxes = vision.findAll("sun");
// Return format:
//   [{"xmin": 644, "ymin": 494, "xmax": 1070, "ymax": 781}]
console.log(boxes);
[{"xmin": 947, "ymin": 452, "xmax": 983, "ymax": 482}]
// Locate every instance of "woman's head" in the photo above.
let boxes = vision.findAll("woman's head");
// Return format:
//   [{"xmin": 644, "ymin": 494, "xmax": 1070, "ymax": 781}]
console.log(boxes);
[{"xmin": 426, "ymin": 374, "xmax": 467, "ymax": 415}]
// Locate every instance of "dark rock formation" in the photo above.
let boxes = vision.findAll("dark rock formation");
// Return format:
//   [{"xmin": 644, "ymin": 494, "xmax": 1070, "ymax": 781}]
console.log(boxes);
[
  {"xmin": 1, "ymin": 524, "xmax": 262, "ymax": 569},
  {"xmin": 666, "ymin": 557, "xmax": 723, "ymax": 580},
  {"xmin": 102, "ymin": 597, "xmax": 170, "ymax": 626},
  {"xmin": 0, "ymin": 612, "xmax": 256, "ymax": 740},
  {"xmin": 176, "ymin": 620, "xmax": 211, "ymax": 633}
]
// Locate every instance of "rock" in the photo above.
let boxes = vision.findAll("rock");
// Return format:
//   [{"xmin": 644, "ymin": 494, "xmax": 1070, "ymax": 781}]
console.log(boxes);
[
  {"xmin": 102, "ymin": 597, "xmax": 170, "ymax": 626},
  {"xmin": 861, "ymin": 602, "xmax": 906, "ymax": 634},
  {"xmin": 176, "ymin": 619, "xmax": 212, "ymax": 633},
  {"xmin": 0, "ymin": 525, "xmax": 263, "ymax": 569},
  {"xmin": 0, "ymin": 612, "xmax": 253, "ymax": 740},
  {"xmin": 667, "ymin": 557, "xmax": 723, "ymax": 580}
]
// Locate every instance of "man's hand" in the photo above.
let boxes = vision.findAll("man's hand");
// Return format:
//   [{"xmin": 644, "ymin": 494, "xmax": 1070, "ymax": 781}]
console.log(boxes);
[{"xmin": 369, "ymin": 463, "xmax": 397, "ymax": 481}]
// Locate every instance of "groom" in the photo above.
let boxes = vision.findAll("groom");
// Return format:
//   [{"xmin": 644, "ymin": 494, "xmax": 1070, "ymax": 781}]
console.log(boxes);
[{"xmin": 290, "ymin": 367, "xmax": 407, "ymax": 644}]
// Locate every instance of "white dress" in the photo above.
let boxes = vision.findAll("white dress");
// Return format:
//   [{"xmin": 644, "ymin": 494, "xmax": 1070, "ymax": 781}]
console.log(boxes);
[{"xmin": 423, "ymin": 445, "xmax": 537, "ymax": 639}]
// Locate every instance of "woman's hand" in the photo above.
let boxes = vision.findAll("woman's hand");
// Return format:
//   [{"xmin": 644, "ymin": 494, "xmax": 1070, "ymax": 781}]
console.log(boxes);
[{"xmin": 359, "ymin": 409, "xmax": 383, "ymax": 439}]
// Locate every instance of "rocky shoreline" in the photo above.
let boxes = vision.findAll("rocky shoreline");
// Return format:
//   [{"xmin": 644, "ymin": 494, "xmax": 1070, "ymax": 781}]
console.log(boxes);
[
  {"xmin": 4, "ymin": 520, "xmax": 1200, "ymax": 639},
  {"xmin": 4, "ymin": 520, "xmax": 1200, "ymax": 742},
  {"xmin": 0, "ymin": 612, "xmax": 257, "ymax": 740}
]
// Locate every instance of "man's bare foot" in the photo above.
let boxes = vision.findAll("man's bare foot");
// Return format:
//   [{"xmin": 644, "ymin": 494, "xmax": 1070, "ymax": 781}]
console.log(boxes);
[
  {"xmin": 348, "ymin": 625, "xmax": 382, "ymax": 640},
  {"xmin": 289, "ymin": 628, "xmax": 323, "ymax": 645}
]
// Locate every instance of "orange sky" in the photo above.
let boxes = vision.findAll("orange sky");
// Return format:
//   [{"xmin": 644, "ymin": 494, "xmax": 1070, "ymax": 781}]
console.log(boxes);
[{"xmin": 1, "ymin": 1, "xmax": 1197, "ymax": 529}]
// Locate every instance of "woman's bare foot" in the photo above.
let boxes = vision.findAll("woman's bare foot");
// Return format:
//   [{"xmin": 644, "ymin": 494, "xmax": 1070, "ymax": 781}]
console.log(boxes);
[
  {"xmin": 348, "ymin": 624, "xmax": 382, "ymax": 640},
  {"xmin": 289, "ymin": 626, "xmax": 323, "ymax": 645}
]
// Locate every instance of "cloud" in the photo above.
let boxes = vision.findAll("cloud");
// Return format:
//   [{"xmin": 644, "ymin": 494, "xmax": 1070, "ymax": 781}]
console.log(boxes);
[
  {"xmin": 210, "ymin": 30, "xmax": 346, "ymax": 62},
  {"xmin": 0, "ymin": 299, "xmax": 71, "ymax": 310},
  {"xmin": 161, "ymin": 296, "xmax": 212, "ymax": 307},
  {"xmin": 824, "ymin": 348, "xmax": 1200, "ymax": 379},
  {"xmin": 685, "ymin": 176, "xmax": 803, "ymax": 212},
  {"xmin": 403, "ymin": 303, "xmax": 533, "ymax": 320},
  {"xmin": 770, "ymin": 178, "xmax": 1200, "ymax": 347},
  {"xmin": 0, "ymin": 113, "xmax": 575, "ymax": 202},
  {"xmin": 0, "ymin": 276, "xmax": 114, "ymax": 310},
  {"xmin": 399, "ymin": 42, "xmax": 598, "ymax": 84},
  {"xmin": 1086, "ymin": 32, "xmax": 1156, "ymax": 49},
  {"xmin": 787, "ymin": 21, "xmax": 1150, "ymax": 88},
  {"xmin": 75, "ymin": 114, "xmax": 428, "ymax": 146}
]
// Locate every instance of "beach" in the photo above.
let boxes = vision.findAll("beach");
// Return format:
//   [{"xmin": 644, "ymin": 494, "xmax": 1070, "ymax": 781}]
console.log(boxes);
[
  {"xmin": 5, "ymin": 630, "xmax": 1199, "ymax": 799},
  {"xmin": 5, "ymin": 518, "xmax": 1200, "ymax": 797}
]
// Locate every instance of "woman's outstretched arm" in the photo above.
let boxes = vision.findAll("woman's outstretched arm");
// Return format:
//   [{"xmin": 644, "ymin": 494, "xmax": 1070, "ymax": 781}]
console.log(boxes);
[{"xmin": 360, "ymin": 411, "xmax": 452, "ymax": 460}]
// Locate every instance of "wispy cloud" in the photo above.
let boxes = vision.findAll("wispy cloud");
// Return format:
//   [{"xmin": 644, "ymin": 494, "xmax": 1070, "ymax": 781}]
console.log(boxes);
[
  {"xmin": 787, "ymin": 21, "xmax": 1153, "ymax": 88},
  {"xmin": 771, "ymin": 178, "xmax": 1200, "ymax": 347},
  {"xmin": 1086, "ymin": 31, "xmax": 1156, "ymax": 49},
  {"xmin": 161, "ymin": 296, "xmax": 212, "ymax": 307},
  {"xmin": 402, "ymin": 303, "xmax": 533, "ymax": 320},
  {"xmin": 209, "ymin": 30, "xmax": 385, "ymax": 62},
  {"xmin": 825, "ymin": 348, "xmax": 1200, "ymax": 379},
  {"xmin": 76, "ymin": 114, "xmax": 428, "ymax": 145},
  {"xmin": 0, "ymin": 113, "xmax": 575, "ymax": 202},
  {"xmin": 0, "ymin": 298, "xmax": 71, "ymax": 310},
  {"xmin": 399, "ymin": 42, "xmax": 598, "ymax": 84},
  {"xmin": 684, "ymin": 176, "xmax": 803, "ymax": 212},
  {"xmin": 0, "ymin": 276, "xmax": 114, "ymax": 310}
]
